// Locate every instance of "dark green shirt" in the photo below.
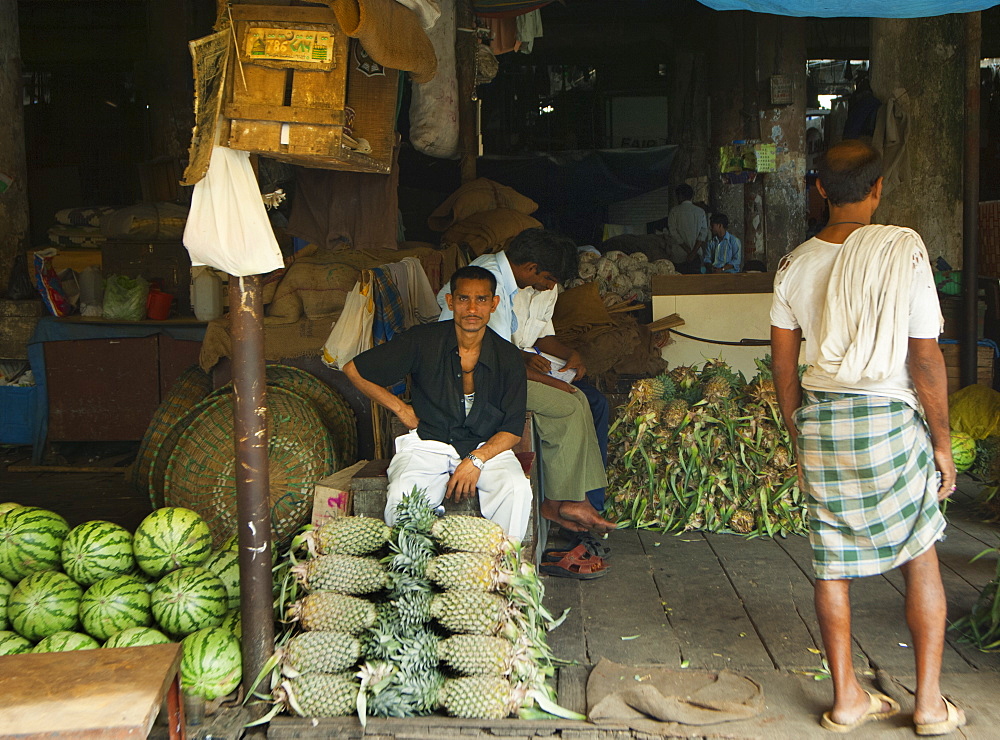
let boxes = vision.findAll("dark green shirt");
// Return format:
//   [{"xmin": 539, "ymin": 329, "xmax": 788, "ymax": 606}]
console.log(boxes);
[{"xmin": 351, "ymin": 321, "xmax": 526, "ymax": 457}]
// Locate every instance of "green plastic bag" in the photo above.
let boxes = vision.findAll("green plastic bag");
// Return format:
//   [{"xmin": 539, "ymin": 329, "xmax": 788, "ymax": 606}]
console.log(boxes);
[{"xmin": 102, "ymin": 274, "xmax": 149, "ymax": 321}]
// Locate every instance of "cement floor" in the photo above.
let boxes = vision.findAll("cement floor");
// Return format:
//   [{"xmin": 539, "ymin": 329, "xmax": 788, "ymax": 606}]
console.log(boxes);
[{"xmin": 2, "ymin": 450, "xmax": 998, "ymax": 738}]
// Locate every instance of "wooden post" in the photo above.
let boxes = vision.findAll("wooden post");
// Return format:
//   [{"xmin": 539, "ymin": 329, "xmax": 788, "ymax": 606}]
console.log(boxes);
[
  {"xmin": 456, "ymin": 0, "xmax": 477, "ymax": 183},
  {"xmin": 229, "ymin": 274, "xmax": 275, "ymax": 715},
  {"xmin": 961, "ymin": 12, "xmax": 981, "ymax": 388},
  {"xmin": 0, "ymin": 2, "xmax": 29, "ymax": 294}
]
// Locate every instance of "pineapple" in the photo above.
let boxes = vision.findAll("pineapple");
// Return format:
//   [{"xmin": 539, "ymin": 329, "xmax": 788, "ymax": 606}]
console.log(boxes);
[
  {"xmin": 393, "ymin": 486, "xmax": 438, "ymax": 534},
  {"xmin": 439, "ymin": 634, "xmax": 516, "ymax": 676},
  {"xmin": 430, "ymin": 516, "xmax": 508, "ymax": 555},
  {"xmin": 281, "ymin": 631, "xmax": 361, "ymax": 675},
  {"xmin": 426, "ymin": 552, "xmax": 510, "ymax": 592},
  {"xmin": 385, "ymin": 572, "xmax": 433, "ymax": 629},
  {"xmin": 311, "ymin": 516, "xmax": 391, "ymax": 556},
  {"xmin": 292, "ymin": 554, "xmax": 387, "ymax": 594},
  {"xmin": 668, "ymin": 364, "xmax": 700, "ymax": 391},
  {"xmin": 662, "ymin": 398, "xmax": 689, "ymax": 429},
  {"xmin": 438, "ymin": 675, "xmax": 526, "ymax": 719},
  {"xmin": 278, "ymin": 674, "xmax": 359, "ymax": 717},
  {"xmin": 387, "ymin": 527, "xmax": 434, "ymax": 579},
  {"xmin": 728, "ymin": 510, "xmax": 755, "ymax": 534},
  {"xmin": 364, "ymin": 662, "xmax": 444, "ymax": 718},
  {"xmin": 289, "ymin": 592, "xmax": 377, "ymax": 633},
  {"xmin": 430, "ymin": 589, "xmax": 511, "ymax": 635},
  {"xmin": 702, "ymin": 375, "xmax": 732, "ymax": 405}
]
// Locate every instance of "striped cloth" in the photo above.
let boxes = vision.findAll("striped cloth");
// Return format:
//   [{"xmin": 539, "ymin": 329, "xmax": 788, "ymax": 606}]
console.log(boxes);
[
  {"xmin": 372, "ymin": 266, "xmax": 407, "ymax": 396},
  {"xmin": 795, "ymin": 391, "xmax": 946, "ymax": 580}
]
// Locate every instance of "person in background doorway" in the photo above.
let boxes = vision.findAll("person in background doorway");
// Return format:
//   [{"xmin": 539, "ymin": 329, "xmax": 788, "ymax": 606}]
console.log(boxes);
[
  {"xmin": 667, "ymin": 184, "xmax": 709, "ymax": 274},
  {"xmin": 770, "ymin": 139, "xmax": 964, "ymax": 735},
  {"xmin": 705, "ymin": 213, "xmax": 743, "ymax": 274}
]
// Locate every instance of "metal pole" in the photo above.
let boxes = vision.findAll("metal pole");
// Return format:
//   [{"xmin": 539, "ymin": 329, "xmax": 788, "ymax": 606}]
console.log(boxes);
[
  {"xmin": 961, "ymin": 12, "xmax": 981, "ymax": 388},
  {"xmin": 230, "ymin": 274, "xmax": 274, "ymax": 705}
]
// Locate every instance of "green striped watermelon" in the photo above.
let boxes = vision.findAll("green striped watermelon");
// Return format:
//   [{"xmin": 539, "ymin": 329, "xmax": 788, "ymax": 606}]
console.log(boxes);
[
  {"xmin": 0, "ymin": 507, "xmax": 70, "ymax": 582},
  {"xmin": 952, "ymin": 431, "xmax": 977, "ymax": 473},
  {"xmin": 32, "ymin": 630, "xmax": 99, "ymax": 653},
  {"xmin": 8, "ymin": 570, "xmax": 82, "ymax": 641},
  {"xmin": 62, "ymin": 521, "xmax": 136, "ymax": 585},
  {"xmin": 79, "ymin": 575, "xmax": 152, "ymax": 641},
  {"xmin": 0, "ymin": 629, "xmax": 32, "ymax": 655},
  {"xmin": 151, "ymin": 567, "xmax": 227, "ymax": 636},
  {"xmin": 103, "ymin": 625, "xmax": 172, "ymax": 649},
  {"xmin": 202, "ymin": 549, "xmax": 240, "ymax": 611},
  {"xmin": 0, "ymin": 576, "xmax": 11, "ymax": 631},
  {"xmin": 219, "ymin": 608, "xmax": 241, "ymax": 638},
  {"xmin": 133, "ymin": 508, "xmax": 212, "ymax": 578},
  {"xmin": 0, "ymin": 503, "xmax": 22, "ymax": 516},
  {"xmin": 180, "ymin": 627, "xmax": 242, "ymax": 699}
]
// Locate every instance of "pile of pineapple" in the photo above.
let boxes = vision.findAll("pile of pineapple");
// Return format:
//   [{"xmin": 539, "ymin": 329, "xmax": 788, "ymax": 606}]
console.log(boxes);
[
  {"xmin": 605, "ymin": 357, "xmax": 808, "ymax": 537},
  {"xmin": 271, "ymin": 490, "xmax": 578, "ymax": 722}
]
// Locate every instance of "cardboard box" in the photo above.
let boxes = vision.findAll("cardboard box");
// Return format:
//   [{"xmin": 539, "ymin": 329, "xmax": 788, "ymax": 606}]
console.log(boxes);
[
  {"xmin": 311, "ymin": 459, "xmax": 369, "ymax": 528},
  {"xmin": 941, "ymin": 343, "xmax": 995, "ymax": 396}
]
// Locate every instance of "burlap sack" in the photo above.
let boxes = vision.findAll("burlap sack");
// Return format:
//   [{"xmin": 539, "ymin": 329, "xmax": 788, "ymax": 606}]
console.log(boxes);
[
  {"xmin": 428, "ymin": 178, "xmax": 538, "ymax": 232},
  {"xmin": 441, "ymin": 209, "xmax": 542, "ymax": 257},
  {"xmin": 329, "ymin": 0, "xmax": 437, "ymax": 83}
]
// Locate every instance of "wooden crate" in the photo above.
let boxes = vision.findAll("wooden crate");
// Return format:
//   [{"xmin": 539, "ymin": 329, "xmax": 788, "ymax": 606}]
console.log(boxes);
[
  {"xmin": 223, "ymin": 4, "xmax": 398, "ymax": 174},
  {"xmin": 941, "ymin": 343, "xmax": 995, "ymax": 395}
]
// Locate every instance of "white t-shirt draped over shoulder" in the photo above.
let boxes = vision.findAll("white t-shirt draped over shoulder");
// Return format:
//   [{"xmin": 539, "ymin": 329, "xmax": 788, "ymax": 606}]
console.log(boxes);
[{"xmin": 770, "ymin": 235, "xmax": 942, "ymax": 409}]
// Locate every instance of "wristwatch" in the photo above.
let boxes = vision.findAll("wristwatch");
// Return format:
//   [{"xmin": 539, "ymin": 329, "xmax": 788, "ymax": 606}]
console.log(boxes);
[{"xmin": 466, "ymin": 453, "xmax": 484, "ymax": 471}]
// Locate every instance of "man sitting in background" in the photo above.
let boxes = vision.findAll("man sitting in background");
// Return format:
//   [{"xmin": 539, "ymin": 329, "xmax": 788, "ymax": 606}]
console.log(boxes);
[{"xmin": 705, "ymin": 213, "xmax": 743, "ymax": 274}]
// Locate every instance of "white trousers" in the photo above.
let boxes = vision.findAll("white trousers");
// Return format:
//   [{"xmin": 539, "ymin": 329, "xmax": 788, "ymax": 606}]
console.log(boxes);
[{"xmin": 384, "ymin": 431, "xmax": 532, "ymax": 542}]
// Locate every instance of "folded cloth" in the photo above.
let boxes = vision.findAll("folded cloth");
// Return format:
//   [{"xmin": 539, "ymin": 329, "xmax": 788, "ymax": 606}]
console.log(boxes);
[
  {"xmin": 328, "ymin": 0, "xmax": 437, "ymax": 83},
  {"xmin": 586, "ymin": 658, "xmax": 764, "ymax": 730}
]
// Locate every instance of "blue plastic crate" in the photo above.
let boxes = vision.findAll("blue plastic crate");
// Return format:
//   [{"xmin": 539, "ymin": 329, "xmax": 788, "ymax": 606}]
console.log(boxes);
[{"xmin": 0, "ymin": 385, "xmax": 36, "ymax": 445}]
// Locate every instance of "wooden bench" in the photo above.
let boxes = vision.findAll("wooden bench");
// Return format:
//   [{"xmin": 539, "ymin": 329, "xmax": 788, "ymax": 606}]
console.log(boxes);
[{"xmin": 351, "ymin": 414, "xmax": 546, "ymax": 563}]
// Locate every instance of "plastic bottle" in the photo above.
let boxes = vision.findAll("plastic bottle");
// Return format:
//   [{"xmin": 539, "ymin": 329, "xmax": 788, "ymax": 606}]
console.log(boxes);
[{"xmin": 192, "ymin": 269, "xmax": 224, "ymax": 321}]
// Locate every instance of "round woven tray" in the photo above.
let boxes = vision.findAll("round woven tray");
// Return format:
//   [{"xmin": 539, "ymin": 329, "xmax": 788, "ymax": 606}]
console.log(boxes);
[
  {"xmin": 128, "ymin": 365, "xmax": 212, "ymax": 503},
  {"xmin": 210, "ymin": 364, "xmax": 357, "ymax": 467},
  {"xmin": 163, "ymin": 387, "xmax": 335, "ymax": 548},
  {"xmin": 147, "ymin": 394, "xmax": 218, "ymax": 510}
]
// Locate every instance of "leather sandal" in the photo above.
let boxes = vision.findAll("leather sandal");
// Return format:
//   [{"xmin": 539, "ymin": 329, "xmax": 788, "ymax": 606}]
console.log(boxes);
[
  {"xmin": 567, "ymin": 531, "xmax": 612, "ymax": 560},
  {"xmin": 539, "ymin": 544, "xmax": 607, "ymax": 579}
]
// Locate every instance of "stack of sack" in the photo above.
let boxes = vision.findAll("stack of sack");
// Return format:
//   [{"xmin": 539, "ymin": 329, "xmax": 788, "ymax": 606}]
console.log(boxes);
[{"xmin": 429, "ymin": 178, "xmax": 542, "ymax": 257}]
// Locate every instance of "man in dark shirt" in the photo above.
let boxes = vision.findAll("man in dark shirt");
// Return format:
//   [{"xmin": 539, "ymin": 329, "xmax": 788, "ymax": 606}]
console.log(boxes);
[{"xmin": 344, "ymin": 266, "xmax": 532, "ymax": 541}]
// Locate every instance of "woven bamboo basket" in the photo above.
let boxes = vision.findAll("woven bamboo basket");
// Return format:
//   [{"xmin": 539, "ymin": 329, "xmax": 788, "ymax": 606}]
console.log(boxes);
[
  {"xmin": 128, "ymin": 365, "xmax": 212, "ymax": 502},
  {"xmin": 162, "ymin": 387, "xmax": 335, "ymax": 548},
  {"xmin": 210, "ymin": 364, "xmax": 357, "ymax": 467},
  {"xmin": 146, "ymin": 394, "xmax": 218, "ymax": 510}
]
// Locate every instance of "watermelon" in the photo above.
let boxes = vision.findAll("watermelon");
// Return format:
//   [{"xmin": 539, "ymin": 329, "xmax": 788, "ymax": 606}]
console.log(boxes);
[
  {"xmin": 133, "ymin": 508, "xmax": 212, "ymax": 578},
  {"xmin": 103, "ymin": 625, "xmax": 171, "ymax": 649},
  {"xmin": 952, "ymin": 431, "xmax": 977, "ymax": 473},
  {"xmin": 0, "ymin": 629, "xmax": 32, "ymax": 655},
  {"xmin": 0, "ymin": 576, "xmax": 11, "ymax": 630},
  {"xmin": 32, "ymin": 630, "xmax": 99, "ymax": 653},
  {"xmin": 180, "ymin": 627, "xmax": 242, "ymax": 699},
  {"xmin": 151, "ymin": 567, "xmax": 227, "ymax": 636},
  {"xmin": 79, "ymin": 575, "xmax": 153, "ymax": 641},
  {"xmin": 202, "ymin": 549, "xmax": 240, "ymax": 611},
  {"xmin": 0, "ymin": 503, "xmax": 22, "ymax": 516},
  {"xmin": 62, "ymin": 521, "xmax": 136, "ymax": 585},
  {"xmin": 219, "ymin": 608, "xmax": 241, "ymax": 638},
  {"xmin": 8, "ymin": 570, "xmax": 82, "ymax": 641},
  {"xmin": 0, "ymin": 507, "xmax": 71, "ymax": 582}
]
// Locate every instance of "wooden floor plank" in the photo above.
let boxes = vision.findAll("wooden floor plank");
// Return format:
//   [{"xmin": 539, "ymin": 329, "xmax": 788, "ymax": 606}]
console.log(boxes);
[
  {"xmin": 575, "ymin": 529, "xmax": 681, "ymax": 666},
  {"xmin": 705, "ymin": 533, "xmax": 824, "ymax": 671},
  {"xmin": 638, "ymin": 529, "xmax": 773, "ymax": 671},
  {"xmin": 541, "ymin": 571, "xmax": 587, "ymax": 666}
]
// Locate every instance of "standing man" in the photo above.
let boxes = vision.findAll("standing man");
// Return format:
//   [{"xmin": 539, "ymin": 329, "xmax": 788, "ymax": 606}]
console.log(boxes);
[
  {"xmin": 704, "ymin": 213, "xmax": 743, "ymax": 274},
  {"xmin": 344, "ymin": 266, "xmax": 532, "ymax": 541},
  {"xmin": 667, "ymin": 183, "xmax": 709, "ymax": 274},
  {"xmin": 770, "ymin": 140, "xmax": 965, "ymax": 735}
]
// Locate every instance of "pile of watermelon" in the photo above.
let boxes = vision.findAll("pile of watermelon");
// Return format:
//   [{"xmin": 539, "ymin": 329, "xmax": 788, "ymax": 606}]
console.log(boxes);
[{"xmin": 0, "ymin": 503, "xmax": 242, "ymax": 700}]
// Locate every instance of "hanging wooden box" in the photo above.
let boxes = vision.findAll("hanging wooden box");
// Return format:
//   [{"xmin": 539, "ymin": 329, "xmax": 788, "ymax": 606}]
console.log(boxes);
[{"xmin": 223, "ymin": 4, "xmax": 398, "ymax": 174}]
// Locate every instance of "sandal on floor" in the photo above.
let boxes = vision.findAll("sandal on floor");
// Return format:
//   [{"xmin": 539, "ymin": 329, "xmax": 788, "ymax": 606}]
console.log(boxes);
[
  {"xmin": 915, "ymin": 698, "xmax": 967, "ymax": 736},
  {"xmin": 539, "ymin": 544, "xmax": 607, "ymax": 579},
  {"xmin": 820, "ymin": 691, "xmax": 900, "ymax": 733},
  {"xmin": 567, "ymin": 531, "xmax": 612, "ymax": 560}
]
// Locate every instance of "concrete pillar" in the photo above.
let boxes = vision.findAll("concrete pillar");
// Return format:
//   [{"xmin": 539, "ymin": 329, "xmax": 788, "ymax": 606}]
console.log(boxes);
[
  {"xmin": 758, "ymin": 14, "xmax": 807, "ymax": 268},
  {"xmin": 870, "ymin": 16, "xmax": 964, "ymax": 267},
  {"xmin": 0, "ymin": 1, "xmax": 30, "ymax": 295}
]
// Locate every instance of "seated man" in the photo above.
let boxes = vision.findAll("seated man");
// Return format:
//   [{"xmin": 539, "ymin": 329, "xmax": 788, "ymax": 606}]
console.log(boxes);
[
  {"xmin": 437, "ymin": 229, "xmax": 615, "ymax": 542},
  {"xmin": 343, "ymin": 266, "xmax": 532, "ymax": 541},
  {"xmin": 705, "ymin": 213, "xmax": 743, "ymax": 274}
]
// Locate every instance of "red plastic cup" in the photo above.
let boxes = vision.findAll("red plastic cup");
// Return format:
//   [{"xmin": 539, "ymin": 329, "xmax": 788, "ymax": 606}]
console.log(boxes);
[{"xmin": 146, "ymin": 289, "xmax": 174, "ymax": 320}]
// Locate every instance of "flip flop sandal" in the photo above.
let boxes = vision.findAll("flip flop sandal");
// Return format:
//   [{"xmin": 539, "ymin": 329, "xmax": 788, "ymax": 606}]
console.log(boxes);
[
  {"xmin": 538, "ymin": 544, "xmax": 607, "ymax": 580},
  {"xmin": 915, "ymin": 697, "xmax": 967, "ymax": 736},
  {"xmin": 820, "ymin": 691, "xmax": 900, "ymax": 733},
  {"xmin": 567, "ymin": 531, "xmax": 612, "ymax": 560}
]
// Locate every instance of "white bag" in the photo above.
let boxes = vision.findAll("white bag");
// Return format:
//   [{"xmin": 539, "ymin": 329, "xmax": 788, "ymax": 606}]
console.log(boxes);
[
  {"xmin": 182, "ymin": 146, "xmax": 284, "ymax": 277},
  {"xmin": 322, "ymin": 273, "xmax": 374, "ymax": 369}
]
